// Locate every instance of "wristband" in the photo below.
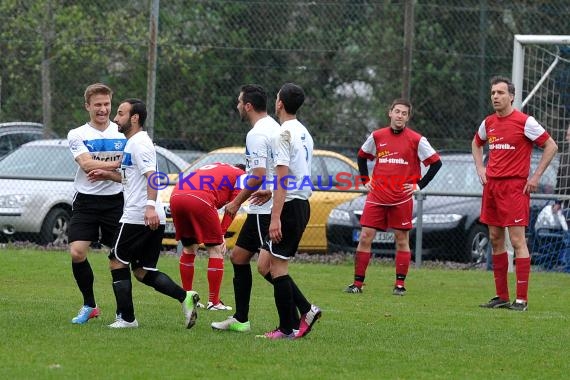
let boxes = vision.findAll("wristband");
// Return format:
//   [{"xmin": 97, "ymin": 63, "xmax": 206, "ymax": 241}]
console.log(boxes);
[{"xmin": 146, "ymin": 199, "xmax": 156, "ymax": 207}]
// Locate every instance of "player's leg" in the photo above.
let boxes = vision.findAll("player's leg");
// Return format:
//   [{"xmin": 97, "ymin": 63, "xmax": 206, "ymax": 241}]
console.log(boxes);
[
  {"xmin": 133, "ymin": 225, "xmax": 199, "ymax": 328},
  {"xmin": 345, "ymin": 200, "xmax": 386, "ymax": 293},
  {"xmin": 179, "ymin": 241, "xmax": 198, "ymax": 291},
  {"xmin": 389, "ymin": 199, "xmax": 413, "ymax": 296},
  {"xmin": 69, "ymin": 193, "xmax": 103, "ymax": 324}
]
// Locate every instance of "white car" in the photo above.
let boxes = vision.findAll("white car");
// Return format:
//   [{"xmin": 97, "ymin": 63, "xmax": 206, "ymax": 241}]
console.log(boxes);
[{"xmin": 0, "ymin": 139, "xmax": 188, "ymax": 245}]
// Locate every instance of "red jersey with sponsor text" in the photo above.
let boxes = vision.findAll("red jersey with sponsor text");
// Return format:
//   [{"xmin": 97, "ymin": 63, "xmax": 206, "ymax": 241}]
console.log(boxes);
[
  {"xmin": 358, "ymin": 127, "xmax": 440, "ymax": 205},
  {"xmin": 474, "ymin": 109, "xmax": 550, "ymax": 179}
]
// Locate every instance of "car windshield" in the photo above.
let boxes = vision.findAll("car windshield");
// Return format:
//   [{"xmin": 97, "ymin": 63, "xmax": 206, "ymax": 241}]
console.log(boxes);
[
  {"xmin": 185, "ymin": 152, "xmax": 244, "ymax": 173},
  {"xmin": 0, "ymin": 145, "xmax": 77, "ymax": 180}
]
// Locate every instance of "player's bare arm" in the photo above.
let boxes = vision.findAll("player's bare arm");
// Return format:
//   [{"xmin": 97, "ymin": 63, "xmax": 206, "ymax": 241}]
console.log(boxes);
[
  {"xmin": 471, "ymin": 138, "xmax": 487, "ymax": 185},
  {"xmin": 225, "ymin": 166, "xmax": 266, "ymax": 216},
  {"xmin": 87, "ymin": 168, "xmax": 121, "ymax": 183},
  {"xmin": 144, "ymin": 171, "xmax": 160, "ymax": 230},
  {"xmin": 525, "ymin": 137, "xmax": 558, "ymax": 194},
  {"xmin": 269, "ymin": 165, "xmax": 288, "ymax": 243},
  {"xmin": 76, "ymin": 152, "xmax": 121, "ymax": 173}
]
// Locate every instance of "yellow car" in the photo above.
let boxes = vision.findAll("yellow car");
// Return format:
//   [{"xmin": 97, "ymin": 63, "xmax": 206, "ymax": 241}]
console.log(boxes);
[{"xmin": 161, "ymin": 147, "xmax": 363, "ymax": 253}]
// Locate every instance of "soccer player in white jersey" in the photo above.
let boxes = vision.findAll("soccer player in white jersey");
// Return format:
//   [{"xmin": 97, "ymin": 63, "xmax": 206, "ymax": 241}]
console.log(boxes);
[
  {"xmin": 87, "ymin": 98, "xmax": 199, "ymax": 328},
  {"xmin": 67, "ymin": 83, "xmax": 126, "ymax": 324},
  {"xmin": 344, "ymin": 99, "xmax": 442, "ymax": 296},
  {"xmin": 259, "ymin": 83, "xmax": 321, "ymax": 340},
  {"xmin": 473, "ymin": 76, "xmax": 557, "ymax": 312},
  {"xmin": 211, "ymin": 84, "xmax": 279, "ymax": 333}
]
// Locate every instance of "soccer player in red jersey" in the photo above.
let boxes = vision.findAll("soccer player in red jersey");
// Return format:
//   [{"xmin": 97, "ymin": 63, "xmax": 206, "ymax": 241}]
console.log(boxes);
[
  {"xmin": 170, "ymin": 162, "xmax": 245, "ymax": 311},
  {"xmin": 344, "ymin": 99, "xmax": 442, "ymax": 295},
  {"xmin": 473, "ymin": 76, "xmax": 558, "ymax": 311}
]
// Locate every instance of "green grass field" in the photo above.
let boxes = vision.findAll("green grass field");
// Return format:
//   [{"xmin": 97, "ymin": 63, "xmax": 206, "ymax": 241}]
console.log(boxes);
[{"xmin": 1, "ymin": 248, "xmax": 569, "ymax": 379}]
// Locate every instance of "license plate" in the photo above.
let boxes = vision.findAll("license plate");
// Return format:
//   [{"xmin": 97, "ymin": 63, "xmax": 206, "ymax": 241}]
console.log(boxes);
[
  {"xmin": 165, "ymin": 222, "xmax": 176, "ymax": 234},
  {"xmin": 352, "ymin": 229, "xmax": 395, "ymax": 243}
]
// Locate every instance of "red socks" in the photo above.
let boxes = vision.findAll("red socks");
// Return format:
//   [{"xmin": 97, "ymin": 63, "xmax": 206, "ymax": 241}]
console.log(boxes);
[
  {"xmin": 515, "ymin": 257, "xmax": 531, "ymax": 302},
  {"xmin": 207, "ymin": 257, "xmax": 224, "ymax": 304},
  {"xmin": 395, "ymin": 250, "xmax": 411, "ymax": 287},
  {"xmin": 353, "ymin": 251, "xmax": 371, "ymax": 287},
  {"xmin": 179, "ymin": 251, "xmax": 195, "ymax": 291},
  {"xmin": 492, "ymin": 252, "xmax": 509, "ymax": 301}
]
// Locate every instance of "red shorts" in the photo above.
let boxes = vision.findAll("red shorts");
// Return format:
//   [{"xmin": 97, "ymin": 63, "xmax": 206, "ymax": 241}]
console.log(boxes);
[
  {"xmin": 480, "ymin": 177, "xmax": 529, "ymax": 227},
  {"xmin": 359, "ymin": 197, "xmax": 413, "ymax": 231},
  {"xmin": 170, "ymin": 194, "xmax": 223, "ymax": 245}
]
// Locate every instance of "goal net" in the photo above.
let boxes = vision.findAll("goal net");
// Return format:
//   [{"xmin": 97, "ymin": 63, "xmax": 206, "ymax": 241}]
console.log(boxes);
[
  {"xmin": 512, "ymin": 35, "xmax": 570, "ymax": 272},
  {"xmin": 512, "ymin": 35, "xmax": 570, "ymax": 195}
]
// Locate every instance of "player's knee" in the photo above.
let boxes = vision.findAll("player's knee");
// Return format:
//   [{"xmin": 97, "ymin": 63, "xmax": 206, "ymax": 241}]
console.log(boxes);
[{"xmin": 133, "ymin": 268, "xmax": 147, "ymax": 282}]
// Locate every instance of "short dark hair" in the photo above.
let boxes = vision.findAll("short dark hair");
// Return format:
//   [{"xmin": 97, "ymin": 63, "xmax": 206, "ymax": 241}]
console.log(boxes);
[
  {"xmin": 241, "ymin": 84, "xmax": 267, "ymax": 112},
  {"xmin": 234, "ymin": 163, "xmax": 246, "ymax": 171},
  {"xmin": 490, "ymin": 76, "xmax": 515, "ymax": 96},
  {"xmin": 390, "ymin": 98, "xmax": 412, "ymax": 115},
  {"xmin": 278, "ymin": 83, "xmax": 305, "ymax": 114},
  {"xmin": 123, "ymin": 98, "xmax": 147, "ymax": 127}
]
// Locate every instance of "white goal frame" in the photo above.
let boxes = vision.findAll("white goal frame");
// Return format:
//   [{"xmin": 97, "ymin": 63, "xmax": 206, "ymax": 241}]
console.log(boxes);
[{"xmin": 512, "ymin": 34, "xmax": 570, "ymax": 110}]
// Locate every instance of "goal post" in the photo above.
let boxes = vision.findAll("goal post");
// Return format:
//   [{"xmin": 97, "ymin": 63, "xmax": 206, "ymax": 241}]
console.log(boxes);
[
  {"xmin": 511, "ymin": 35, "xmax": 570, "ymax": 151},
  {"xmin": 512, "ymin": 35, "xmax": 570, "ymax": 110}
]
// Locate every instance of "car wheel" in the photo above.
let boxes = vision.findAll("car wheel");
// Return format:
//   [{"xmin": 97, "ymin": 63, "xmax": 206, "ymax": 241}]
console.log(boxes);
[
  {"xmin": 465, "ymin": 224, "xmax": 489, "ymax": 263},
  {"xmin": 39, "ymin": 208, "xmax": 71, "ymax": 246}
]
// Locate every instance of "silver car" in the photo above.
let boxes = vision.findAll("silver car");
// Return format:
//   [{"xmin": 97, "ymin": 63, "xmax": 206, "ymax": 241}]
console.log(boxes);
[{"xmin": 0, "ymin": 139, "xmax": 188, "ymax": 245}]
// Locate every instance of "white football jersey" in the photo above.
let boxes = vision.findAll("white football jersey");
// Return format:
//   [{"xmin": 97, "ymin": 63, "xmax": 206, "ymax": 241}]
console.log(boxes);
[
  {"xmin": 68, "ymin": 122, "xmax": 126, "ymax": 195},
  {"xmin": 119, "ymin": 131, "xmax": 165, "ymax": 225},
  {"xmin": 245, "ymin": 115, "xmax": 280, "ymax": 214},
  {"xmin": 273, "ymin": 119, "xmax": 314, "ymax": 201}
]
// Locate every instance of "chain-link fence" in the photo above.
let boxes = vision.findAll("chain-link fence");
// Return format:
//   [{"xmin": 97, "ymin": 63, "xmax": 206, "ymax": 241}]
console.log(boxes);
[{"xmin": 1, "ymin": 1, "xmax": 569, "ymax": 269}]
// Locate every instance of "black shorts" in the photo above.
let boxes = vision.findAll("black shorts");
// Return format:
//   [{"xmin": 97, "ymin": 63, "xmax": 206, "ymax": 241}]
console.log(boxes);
[
  {"xmin": 235, "ymin": 213, "xmax": 271, "ymax": 254},
  {"xmin": 109, "ymin": 223, "xmax": 165, "ymax": 270},
  {"xmin": 263, "ymin": 199, "xmax": 310, "ymax": 259},
  {"xmin": 69, "ymin": 192, "xmax": 124, "ymax": 246}
]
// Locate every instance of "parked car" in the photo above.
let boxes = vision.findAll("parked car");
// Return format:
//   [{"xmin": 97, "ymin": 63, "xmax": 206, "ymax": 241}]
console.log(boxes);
[
  {"xmin": 170, "ymin": 150, "xmax": 205, "ymax": 165},
  {"xmin": 161, "ymin": 146, "xmax": 364, "ymax": 252},
  {"xmin": 326, "ymin": 152, "xmax": 558, "ymax": 263},
  {"xmin": 0, "ymin": 122, "xmax": 58, "ymax": 159},
  {"xmin": 0, "ymin": 140, "xmax": 188, "ymax": 245}
]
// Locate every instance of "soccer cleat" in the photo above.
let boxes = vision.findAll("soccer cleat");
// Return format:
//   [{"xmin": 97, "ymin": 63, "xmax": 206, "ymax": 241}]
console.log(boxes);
[
  {"xmin": 508, "ymin": 300, "xmax": 528, "ymax": 312},
  {"xmin": 392, "ymin": 286, "xmax": 407, "ymax": 296},
  {"xmin": 211, "ymin": 316, "xmax": 251, "ymax": 332},
  {"xmin": 108, "ymin": 315, "xmax": 139, "ymax": 328},
  {"xmin": 256, "ymin": 328, "xmax": 295, "ymax": 340},
  {"xmin": 182, "ymin": 290, "xmax": 200, "ymax": 329},
  {"xmin": 296, "ymin": 304, "xmax": 322, "ymax": 338},
  {"xmin": 207, "ymin": 301, "xmax": 233, "ymax": 311},
  {"xmin": 71, "ymin": 305, "xmax": 100, "ymax": 324},
  {"xmin": 344, "ymin": 284, "xmax": 362, "ymax": 293},
  {"xmin": 479, "ymin": 296, "xmax": 510, "ymax": 309}
]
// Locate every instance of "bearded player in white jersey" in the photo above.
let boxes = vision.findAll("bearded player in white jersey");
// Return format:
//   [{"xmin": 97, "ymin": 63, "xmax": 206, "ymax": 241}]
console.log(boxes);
[{"xmin": 88, "ymin": 98, "xmax": 199, "ymax": 329}]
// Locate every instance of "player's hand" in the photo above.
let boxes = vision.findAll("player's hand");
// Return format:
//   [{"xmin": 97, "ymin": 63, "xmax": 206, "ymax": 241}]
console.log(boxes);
[
  {"xmin": 269, "ymin": 218, "xmax": 282, "ymax": 243},
  {"xmin": 87, "ymin": 169, "xmax": 109, "ymax": 182},
  {"xmin": 524, "ymin": 176, "xmax": 539, "ymax": 194},
  {"xmin": 250, "ymin": 190, "xmax": 272, "ymax": 205},
  {"xmin": 224, "ymin": 200, "xmax": 239, "ymax": 217},
  {"xmin": 403, "ymin": 183, "xmax": 419, "ymax": 196},
  {"xmin": 476, "ymin": 167, "xmax": 487, "ymax": 185},
  {"xmin": 144, "ymin": 207, "xmax": 160, "ymax": 230}
]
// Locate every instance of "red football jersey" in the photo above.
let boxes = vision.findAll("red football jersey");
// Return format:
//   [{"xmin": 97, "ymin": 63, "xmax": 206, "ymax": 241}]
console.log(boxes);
[
  {"xmin": 474, "ymin": 109, "xmax": 550, "ymax": 179},
  {"xmin": 171, "ymin": 162, "xmax": 245, "ymax": 233},
  {"xmin": 358, "ymin": 127, "xmax": 440, "ymax": 205}
]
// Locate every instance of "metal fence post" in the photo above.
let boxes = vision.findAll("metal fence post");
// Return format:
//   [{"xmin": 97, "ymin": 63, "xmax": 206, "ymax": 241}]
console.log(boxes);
[{"xmin": 414, "ymin": 191, "xmax": 426, "ymax": 268}]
